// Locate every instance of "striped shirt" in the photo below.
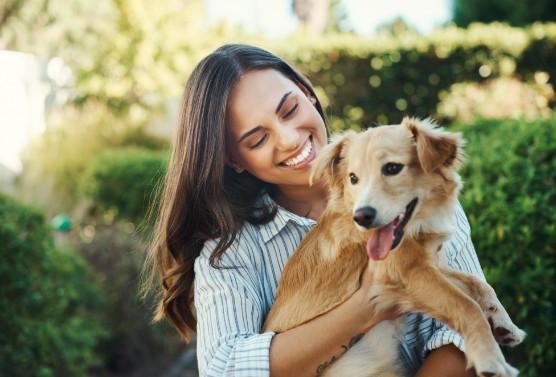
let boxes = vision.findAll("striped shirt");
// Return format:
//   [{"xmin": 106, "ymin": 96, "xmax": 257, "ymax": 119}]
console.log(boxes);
[{"xmin": 194, "ymin": 194, "xmax": 485, "ymax": 376}]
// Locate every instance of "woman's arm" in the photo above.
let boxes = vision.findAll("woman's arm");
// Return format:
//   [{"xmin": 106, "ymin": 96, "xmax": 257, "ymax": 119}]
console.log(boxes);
[
  {"xmin": 195, "ymin": 235, "xmax": 398, "ymax": 377},
  {"xmin": 270, "ymin": 287, "xmax": 397, "ymax": 377},
  {"xmin": 415, "ymin": 344, "xmax": 476, "ymax": 377}
]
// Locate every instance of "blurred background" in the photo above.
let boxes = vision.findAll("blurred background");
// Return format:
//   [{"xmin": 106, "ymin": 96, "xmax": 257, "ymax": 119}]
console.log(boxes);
[{"xmin": 1, "ymin": 0, "xmax": 555, "ymax": 376}]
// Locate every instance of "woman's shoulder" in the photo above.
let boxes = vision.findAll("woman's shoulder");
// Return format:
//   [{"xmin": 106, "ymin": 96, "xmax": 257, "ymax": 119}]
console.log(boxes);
[
  {"xmin": 454, "ymin": 200, "xmax": 471, "ymax": 234},
  {"xmin": 196, "ymin": 221, "xmax": 265, "ymax": 271}
]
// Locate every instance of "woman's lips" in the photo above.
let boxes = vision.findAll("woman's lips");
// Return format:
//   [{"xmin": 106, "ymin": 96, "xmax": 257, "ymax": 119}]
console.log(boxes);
[{"xmin": 279, "ymin": 136, "xmax": 316, "ymax": 169}]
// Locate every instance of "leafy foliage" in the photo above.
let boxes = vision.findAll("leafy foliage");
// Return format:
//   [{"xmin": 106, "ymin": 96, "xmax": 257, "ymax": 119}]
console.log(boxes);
[
  {"xmin": 274, "ymin": 23, "xmax": 556, "ymax": 131},
  {"xmin": 437, "ymin": 76, "xmax": 554, "ymax": 122},
  {"xmin": 1, "ymin": 0, "xmax": 214, "ymax": 113},
  {"xmin": 453, "ymin": 0, "xmax": 556, "ymax": 27},
  {"xmin": 0, "ymin": 194, "xmax": 106, "ymax": 377},
  {"xmin": 82, "ymin": 148, "xmax": 169, "ymax": 225},
  {"xmin": 75, "ymin": 221, "xmax": 185, "ymax": 377},
  {"xmin": 18, "ymin": 103, "xmax": 168, "ymax": 213},
  {"xmin": 456, "ymin": 114, "xmax": 556, "ymax": 376}
]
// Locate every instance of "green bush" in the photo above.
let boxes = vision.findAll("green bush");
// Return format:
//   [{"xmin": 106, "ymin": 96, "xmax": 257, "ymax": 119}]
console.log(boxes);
[
  {"xmin": 74, "ymin": 222, "xmax": 186, "ymax": 377},
  {"xmin": 437, "ymin": 76, "xmax": 554, "ymax": 122},
  {"xmin": 456, "ymin": 114, "xmax": 556, "ymax": 376},
  {"xmin": 0, "ymin": 194, "xmax": 106, "ymax": 377},
  {"xmin": 18, "ymin": 103, "xmax": 169, "ymax": 214},
  {"xmin": 273, "ymin": 23, "xmax": 556, "ymax": 131},
  {"xmin": 82, "ymin": 148, "xmax": 169, "ymax": 224},
  {"xmin": 453, "ymin": 0, "xmax": 556, "ymax": 27}
]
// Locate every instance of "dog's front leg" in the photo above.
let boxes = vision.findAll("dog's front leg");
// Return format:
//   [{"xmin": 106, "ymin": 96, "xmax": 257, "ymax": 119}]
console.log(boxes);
[
  {"xmin": 439, "ymin": 268, "xmax": 526, "ymax": 347},
  {"xmin": 400, "ymin": 266, "xmax": 518, "ymax": 377}
]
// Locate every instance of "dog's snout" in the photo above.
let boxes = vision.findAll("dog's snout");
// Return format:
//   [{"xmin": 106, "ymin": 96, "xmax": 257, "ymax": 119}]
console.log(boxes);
[{"xmin": 353, "ymin": 207, "xmax": 376, "ymax": 228}]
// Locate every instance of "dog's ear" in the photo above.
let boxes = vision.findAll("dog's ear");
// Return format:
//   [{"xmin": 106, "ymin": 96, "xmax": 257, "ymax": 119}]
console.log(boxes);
[
  {"xmin": 310, "ymin": 131, "xmax": 355, "ymax": 187},
  {"xmin": 403, "ymin": 117, "xmax": 464, "ymax": 174}
]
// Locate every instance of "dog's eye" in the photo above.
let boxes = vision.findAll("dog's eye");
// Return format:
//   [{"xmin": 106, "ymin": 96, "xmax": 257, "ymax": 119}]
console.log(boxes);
[
  {"xmin": 382, "ymin": 163, "xmax": 404, "ymax": 176},
  {"xmin": 349, "ymin": 172, "xmax": 359, "ymax": 184}
]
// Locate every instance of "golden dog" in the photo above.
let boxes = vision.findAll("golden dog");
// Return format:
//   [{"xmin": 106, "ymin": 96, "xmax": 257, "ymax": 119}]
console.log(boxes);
[{"xmin": 263, "ymin": 118, "xmax": 525, "ymax": 377}]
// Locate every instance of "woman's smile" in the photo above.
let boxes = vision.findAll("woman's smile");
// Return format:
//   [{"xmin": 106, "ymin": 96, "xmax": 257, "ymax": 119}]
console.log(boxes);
[{"xmin": 279, "ymin": 135, "xmax": 316, "ymax": 169}]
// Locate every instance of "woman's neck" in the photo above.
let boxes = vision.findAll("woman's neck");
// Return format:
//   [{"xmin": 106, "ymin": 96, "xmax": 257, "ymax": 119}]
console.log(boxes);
[{"xmin": 273, "ymin": 182, "xmax": 329, "ymax": 221}]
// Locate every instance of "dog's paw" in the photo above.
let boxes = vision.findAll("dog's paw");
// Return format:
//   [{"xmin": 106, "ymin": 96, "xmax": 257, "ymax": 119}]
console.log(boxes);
[
  {"xmin": 467, "ymin": 343, "xmax": 519, "ymax": 377},
  {"xmin": 487, "ymin": 312, "xmax": 526, "ymax": 347},
  {"xmin": 475, "ymin": 359, "xmax": 519, "ymax": 377}
]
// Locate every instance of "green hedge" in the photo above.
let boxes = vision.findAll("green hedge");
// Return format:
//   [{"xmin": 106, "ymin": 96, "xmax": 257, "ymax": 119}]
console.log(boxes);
[
  {"xmin": 456, "ymin": 114, "xmax": 556, "ymax": 376},
  {"xmin": 0, "ymin": 195, "xmax": 106, "ymax": 377},
  {"xmin": 82, "ymin": 148, "xmax": 169, "ymax": 224},
  {"xmin": 273, "ymin": 23, "xmax": 556, "ymax": 131}
]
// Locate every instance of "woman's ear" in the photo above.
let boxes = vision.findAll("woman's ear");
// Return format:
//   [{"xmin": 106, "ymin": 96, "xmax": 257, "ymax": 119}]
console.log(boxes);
[
  {"xmin": 309, "ymin": 95, "xmax": 317, "ymax": 105},
  {"xmin": 232, "ymin": 165, "xmax": 245, "ymax": 174},
  {"xmin": 225, "ymin": 157, "xmax": 245, "ymax": 174},
  {"xmin": 296, "ymin": 81, "xmax": 317, "ymax": 105}
]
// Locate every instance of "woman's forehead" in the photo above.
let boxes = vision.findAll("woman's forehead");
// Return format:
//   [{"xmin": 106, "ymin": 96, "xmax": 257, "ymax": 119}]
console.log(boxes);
[{"xmin": 227, "ymin": 69, "xmax": 299, "ymax": 133}]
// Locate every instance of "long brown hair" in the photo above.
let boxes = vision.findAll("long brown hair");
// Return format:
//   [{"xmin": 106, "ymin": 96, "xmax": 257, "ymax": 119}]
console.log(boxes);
[{"xmin": 141, "ymin": 44, "xmax": 327, "ymax": 341}]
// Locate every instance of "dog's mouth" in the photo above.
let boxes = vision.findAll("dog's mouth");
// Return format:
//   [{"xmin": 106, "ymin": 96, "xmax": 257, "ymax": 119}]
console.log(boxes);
[{"xmin": 366, "ymin": 198, "xmax": 418, "ymax": 261}]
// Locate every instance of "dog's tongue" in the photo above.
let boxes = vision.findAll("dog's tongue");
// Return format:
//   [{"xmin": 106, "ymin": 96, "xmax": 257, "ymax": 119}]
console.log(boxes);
[{"xmin": 366, "ymin": 223, "xmax": 396, "ymax": 261}]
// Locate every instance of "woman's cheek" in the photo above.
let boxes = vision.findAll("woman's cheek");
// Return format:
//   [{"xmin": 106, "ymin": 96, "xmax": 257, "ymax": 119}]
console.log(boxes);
[{"xmin": 250, "ymin": 147, "xmax": 276, "ymax": 173}]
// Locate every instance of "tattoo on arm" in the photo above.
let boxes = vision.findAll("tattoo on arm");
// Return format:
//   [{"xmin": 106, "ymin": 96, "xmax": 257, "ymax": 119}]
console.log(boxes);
[{"xmin": 316, "ymin": 333, "xmax": 365, "ymax": 376}]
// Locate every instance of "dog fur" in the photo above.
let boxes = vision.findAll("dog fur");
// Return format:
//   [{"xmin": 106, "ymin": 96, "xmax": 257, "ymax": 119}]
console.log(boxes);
[{"xmin": 263, "ymin": 118, "xmax": 525, "ymax": 377}]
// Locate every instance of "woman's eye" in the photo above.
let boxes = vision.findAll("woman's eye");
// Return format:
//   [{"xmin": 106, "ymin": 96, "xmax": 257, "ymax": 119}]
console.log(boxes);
[
  {"xmin": 382, "ymin": 162, "xmax": 404, "ymax": 176},
  {"xmin": 349, "ymin": 172, "xmax": 359, "ymax": 185},
  {"xmin": 249, "ymin": 134, "xmax": 267, "ymax": 149},
  {"xmin": 283, "ymin": 103, "xmax": 298, "ymax": 119}
]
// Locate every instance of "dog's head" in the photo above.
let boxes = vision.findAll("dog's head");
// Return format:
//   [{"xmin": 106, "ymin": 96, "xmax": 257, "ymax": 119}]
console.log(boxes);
[{"xmin": 310, "ymin": 117, "xmax": 464, "ymax": 260}]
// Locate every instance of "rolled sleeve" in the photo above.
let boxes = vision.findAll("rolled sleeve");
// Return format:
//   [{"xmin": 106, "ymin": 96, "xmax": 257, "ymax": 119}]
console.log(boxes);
[
  {"xmin": 194, "ymin": 236, "xmax": 275, "ymax": 377},
  {"xmin": 423, "ymin": 321, "xmax": 466, "ymax": 355},
  {"xmin": 207, "ymin": 333, "xmax": 275, "ymax": 376}
]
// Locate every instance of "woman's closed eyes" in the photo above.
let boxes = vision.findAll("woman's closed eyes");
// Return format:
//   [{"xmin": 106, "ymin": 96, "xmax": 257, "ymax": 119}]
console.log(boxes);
[
  {"xmin": 249, "ymin": 132, "xmax": 268, "ymax": 149},
  {"xmin": 247, "ymin": 101, "xmax": 299, "ymax": 149},
  {"xmin": 283, "ymin": 103, "xmax": 298, "ymax": 119}
]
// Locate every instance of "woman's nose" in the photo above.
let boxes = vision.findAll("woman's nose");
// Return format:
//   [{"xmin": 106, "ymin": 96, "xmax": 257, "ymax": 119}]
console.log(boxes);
[{"xmin": 276, "ymin": 126, "xmax": 301, "ymax": 152}]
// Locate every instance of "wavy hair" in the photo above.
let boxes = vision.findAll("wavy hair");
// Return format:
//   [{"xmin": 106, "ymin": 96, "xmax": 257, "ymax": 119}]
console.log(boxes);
[{"xmin": 141, "ymin": 44, "xmax": 327, "ymax": 341}]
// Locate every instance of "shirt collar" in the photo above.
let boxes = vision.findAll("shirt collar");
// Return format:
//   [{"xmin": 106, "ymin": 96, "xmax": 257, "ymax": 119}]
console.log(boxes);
[{"xmin": 257, "ymin": 192, "xmax": 316, "ymax": 243}]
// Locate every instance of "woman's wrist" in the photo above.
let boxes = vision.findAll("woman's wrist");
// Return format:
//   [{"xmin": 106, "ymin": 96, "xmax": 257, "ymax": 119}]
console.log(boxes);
[
  {"xmin": 349, "ymin": 286, "xmax": 403, "ymax": 333},
  {"xmin": 346, "ymin": 288, "xmax": 378, "ymax": 332}
]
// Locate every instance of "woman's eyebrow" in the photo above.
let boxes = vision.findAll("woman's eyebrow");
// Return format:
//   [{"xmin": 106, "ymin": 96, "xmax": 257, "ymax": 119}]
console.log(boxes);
[
  {"xmin": 237, "ymin": 91, "xmax": 293, "ymax": 143},
  {"xmin": 238, "ymin": 125, "xmax": 263, "ymax": 143},
  {"xmin": 275, "ymin": 91, "xmax": 292, "ymax": 114}
]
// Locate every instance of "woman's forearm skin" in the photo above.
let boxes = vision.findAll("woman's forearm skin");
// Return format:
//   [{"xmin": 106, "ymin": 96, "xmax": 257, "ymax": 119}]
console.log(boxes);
[
  {"xmin": 269, "ymin": 290, "xmax": 380, "ymax": 377},
  {"xmin": 415, "ymin": 344, "xmax": 477, "ymax": 377}
]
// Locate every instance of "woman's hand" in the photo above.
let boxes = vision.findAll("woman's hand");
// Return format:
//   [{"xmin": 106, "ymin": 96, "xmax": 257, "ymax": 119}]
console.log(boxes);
[
  {"xmin": 270, "ymin": 259, "xmax": 404, "ymax": 377},
  {"xmin": 350, "ymin": 259, "xmax": 405, "ymax": 332}
]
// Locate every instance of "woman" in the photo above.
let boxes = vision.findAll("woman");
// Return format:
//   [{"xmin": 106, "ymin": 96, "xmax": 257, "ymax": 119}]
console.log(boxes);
[{"xmin": 143, "ymin": 44, "xmax": 484, "ymax": 377}]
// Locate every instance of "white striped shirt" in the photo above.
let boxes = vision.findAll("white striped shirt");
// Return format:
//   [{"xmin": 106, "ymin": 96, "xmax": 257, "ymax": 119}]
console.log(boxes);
[{"xmin": 194, "ymin": 194, "xmax": 485, "ymax": 376}]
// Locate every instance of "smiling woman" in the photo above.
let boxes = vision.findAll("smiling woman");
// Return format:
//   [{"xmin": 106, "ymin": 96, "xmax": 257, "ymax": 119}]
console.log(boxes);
[
  {"xmin": 142, "ymin": 44, "xmax": 483, "ymax": 377},
  {"xmin": 225, "ymin": 68, "xmax": 328, "ymax": 210}
]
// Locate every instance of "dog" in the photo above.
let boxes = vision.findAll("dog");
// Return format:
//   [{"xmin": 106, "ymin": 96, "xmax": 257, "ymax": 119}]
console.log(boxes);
[{"xmin": 263, "ymin": 118, "xmax": 525, "ymax": 377}]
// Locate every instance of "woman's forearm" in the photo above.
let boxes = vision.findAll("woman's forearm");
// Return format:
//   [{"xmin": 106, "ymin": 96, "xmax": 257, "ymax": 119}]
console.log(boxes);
[
  {"xmin": 415, "ymin": 344, "xmax": 477, "ymax": 377},
  {"xmin": 269, "ymin": 291, "xmax": 378, "ymax": 377}
]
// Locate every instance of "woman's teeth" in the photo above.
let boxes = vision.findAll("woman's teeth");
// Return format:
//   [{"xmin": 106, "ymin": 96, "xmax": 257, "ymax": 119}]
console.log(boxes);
[{"xmin": 283, "ymin": 138, "xmax": 312, "ymax": 167}]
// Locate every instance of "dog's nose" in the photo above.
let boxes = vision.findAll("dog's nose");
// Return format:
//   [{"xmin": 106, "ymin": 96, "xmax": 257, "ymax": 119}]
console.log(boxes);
[{"xmin": 353, "ymin": 207, "xmax": 376, "ymax": 228}]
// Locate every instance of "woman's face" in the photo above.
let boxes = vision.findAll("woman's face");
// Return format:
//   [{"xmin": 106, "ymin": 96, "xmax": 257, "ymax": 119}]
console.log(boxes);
[{"xmin": 226, "ymin": 68, "xmax": 328, "ymax": 189}]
